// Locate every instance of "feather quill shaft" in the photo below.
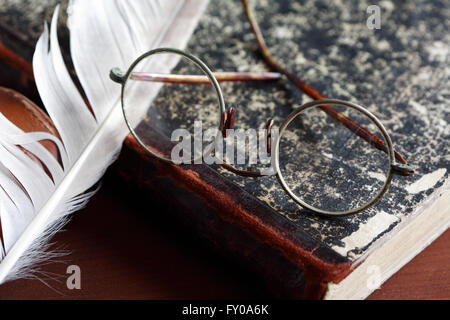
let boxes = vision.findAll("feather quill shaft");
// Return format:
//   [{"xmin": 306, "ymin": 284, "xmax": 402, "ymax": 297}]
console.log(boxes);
[{"xmin": 0, "ymin": 0, "xmax": 208, "ymax": 283}]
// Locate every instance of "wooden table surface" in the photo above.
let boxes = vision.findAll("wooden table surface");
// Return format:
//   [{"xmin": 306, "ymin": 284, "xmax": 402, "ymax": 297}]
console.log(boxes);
[{"xmin": 0, "ymin": 172, "xmax": 448, "ymax": 300}]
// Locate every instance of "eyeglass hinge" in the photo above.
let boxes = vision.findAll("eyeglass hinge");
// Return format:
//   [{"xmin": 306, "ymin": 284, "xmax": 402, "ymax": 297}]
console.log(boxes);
[
  {"xmin": 392, "ymin": 163, "xmax": 415, "ymax": 177},
  {"xmin": 110, "ymin": 68, "xmax": 126, "ymax": 84}
]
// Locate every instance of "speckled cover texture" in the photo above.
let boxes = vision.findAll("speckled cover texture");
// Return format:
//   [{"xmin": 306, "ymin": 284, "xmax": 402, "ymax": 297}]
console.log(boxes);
[
  {"xmin": 0, "ymin": 0, "xmax": 65, "ymax": 42},
  {"xmin": 147, "ymin": 0, "xmax": 449, "ymax": 260},
  {"xmin": 0, "ymin": 0, "xmax": 448, "ymax": 262}
]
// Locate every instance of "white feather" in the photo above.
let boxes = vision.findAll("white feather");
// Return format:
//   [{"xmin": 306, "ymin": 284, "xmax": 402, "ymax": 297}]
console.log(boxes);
[{"xmin": 0, "ymin": 0, "xmax": 208, "ymax": 284}]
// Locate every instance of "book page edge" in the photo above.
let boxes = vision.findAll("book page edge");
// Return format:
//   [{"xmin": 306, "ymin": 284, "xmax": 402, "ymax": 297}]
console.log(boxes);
[{"xmin": 324, "ymin": 184, "xmax": 450, "ymax": 300}]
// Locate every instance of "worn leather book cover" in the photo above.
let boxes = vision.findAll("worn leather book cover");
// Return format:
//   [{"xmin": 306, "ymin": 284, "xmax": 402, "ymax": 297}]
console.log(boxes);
[
  {"xmin": 0, "ymin": 0, "xmax": 68, "ymax": 103},
  {"xmin": 1, "ymin": 0, "xmax": 449, "ymax": 299}
]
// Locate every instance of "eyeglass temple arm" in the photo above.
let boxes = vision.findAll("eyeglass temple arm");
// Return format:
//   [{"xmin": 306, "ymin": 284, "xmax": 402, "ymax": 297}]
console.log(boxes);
[
  {"xmin": 111, "ymin": 68, "xmax": 281, "ymax": 85},
  {"xmin": 110, "ymin": 69, "xmax": 273, "ymax": 178},
  {"xmin": 242, "ymin": 0, "xmax": 413, "ymax": 177},
  {"xmin": 130, "ymin": 71, "xmax": 281, "ymax": 84}
]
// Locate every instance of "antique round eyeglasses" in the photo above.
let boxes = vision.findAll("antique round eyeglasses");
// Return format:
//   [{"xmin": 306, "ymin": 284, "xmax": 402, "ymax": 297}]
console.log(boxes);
[
  {"xmin": 110, "ymin": 47, "xmax": 413, "ymax": 216},
  {"xmin": 109, "ymin": 0, "xmax": 413, "ymax": 217}
]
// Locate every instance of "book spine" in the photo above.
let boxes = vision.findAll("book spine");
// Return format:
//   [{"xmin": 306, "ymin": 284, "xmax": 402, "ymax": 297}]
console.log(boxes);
[
  {"xmin": 0, "ymin": 23, "xmax": 40, "ymax": 104},
  {"xmin": 115, "ymin": 129, "xmax": 352, "ymax": 299}
]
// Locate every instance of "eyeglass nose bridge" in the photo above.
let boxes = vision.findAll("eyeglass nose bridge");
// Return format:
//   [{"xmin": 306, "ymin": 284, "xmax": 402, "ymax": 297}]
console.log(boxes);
[
  {"xmin": 219, "ymin": 107, "xmax": 276, "ymax": 178},
  {"xmin": 220, "ymin": 106, "xmax": 275, "ymax": 157}
]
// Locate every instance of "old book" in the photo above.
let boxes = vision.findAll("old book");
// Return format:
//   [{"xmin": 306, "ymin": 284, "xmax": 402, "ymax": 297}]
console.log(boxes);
[
  {"xmin": 1, "ymin": 0, "xmax": 449, "ymax": 299},
  {"xmin": 116, "ymin": 0, "xmax": 450, "ymax": 299}
]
